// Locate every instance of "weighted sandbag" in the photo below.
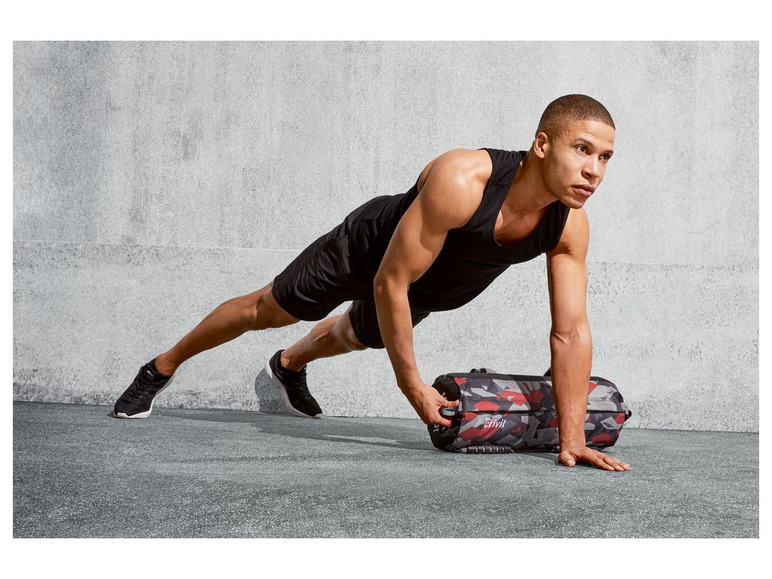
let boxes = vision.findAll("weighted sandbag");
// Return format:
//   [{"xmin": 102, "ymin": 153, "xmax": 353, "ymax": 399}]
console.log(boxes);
[{"xmin": 428, "ymin": 369, "xmax": 632, "ymax": 454}]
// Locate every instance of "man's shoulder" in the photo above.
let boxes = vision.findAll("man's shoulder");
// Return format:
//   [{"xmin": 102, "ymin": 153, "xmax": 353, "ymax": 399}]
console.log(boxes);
[
  {"xmin": 414, "ymin": 149, "xmax": 492, "ymax": 229},
  {"xmin": 548, "ymin": 208, "xmax": 589, "ymax": 257},
  {"xmin": 431, "ymin": 148, "xmax": 492, "ymax": 183}
]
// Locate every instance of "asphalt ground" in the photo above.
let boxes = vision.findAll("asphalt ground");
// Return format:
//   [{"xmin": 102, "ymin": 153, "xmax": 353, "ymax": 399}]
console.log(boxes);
[{"xmin": 13, "ymin": 401, "xmax": 758, "ymax": 538}]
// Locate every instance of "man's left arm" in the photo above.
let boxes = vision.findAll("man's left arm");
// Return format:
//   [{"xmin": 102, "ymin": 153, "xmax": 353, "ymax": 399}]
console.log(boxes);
[{"xmin": 546, "ymin": 208, "xmax": 630, "ymax": 471}]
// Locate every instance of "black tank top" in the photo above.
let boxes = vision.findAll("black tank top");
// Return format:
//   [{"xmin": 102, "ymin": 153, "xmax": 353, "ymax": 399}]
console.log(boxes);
[{"xmin": 340, "ymin": 148, "xmax": 571, "ymax": 311}]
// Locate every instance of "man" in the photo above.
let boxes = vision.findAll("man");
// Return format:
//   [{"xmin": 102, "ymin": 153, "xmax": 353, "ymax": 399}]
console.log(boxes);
[{"xmin": 114, "ymin": 94, "xmax": 630, "ymax": 472}]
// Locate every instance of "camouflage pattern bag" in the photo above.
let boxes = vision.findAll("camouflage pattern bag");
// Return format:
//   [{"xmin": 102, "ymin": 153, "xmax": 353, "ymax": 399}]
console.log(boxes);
[{"xmin": 428, "ymin": 369, "xmax": 632, "ymax": 454}]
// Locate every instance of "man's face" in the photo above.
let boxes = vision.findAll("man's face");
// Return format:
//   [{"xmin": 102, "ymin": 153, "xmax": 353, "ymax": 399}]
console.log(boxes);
[{"xmin": 540, "ymin": 119, "xmax": 615, "ymax": 209}]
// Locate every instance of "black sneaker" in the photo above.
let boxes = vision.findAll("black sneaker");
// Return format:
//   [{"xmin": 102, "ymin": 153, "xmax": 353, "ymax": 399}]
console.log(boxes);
[
  {"xmin": 265, "ymin": 350, "xmax": 322, "ymax": 418},
  {"xmin": 113, "ymin": 359, "xmax": 175, "ymax": 419}
]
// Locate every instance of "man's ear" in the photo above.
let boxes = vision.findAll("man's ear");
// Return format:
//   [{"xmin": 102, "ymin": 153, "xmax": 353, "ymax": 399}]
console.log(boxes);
[{"xmin": 532, "ymin": 131, "xmax": 549, "ymax": 159}]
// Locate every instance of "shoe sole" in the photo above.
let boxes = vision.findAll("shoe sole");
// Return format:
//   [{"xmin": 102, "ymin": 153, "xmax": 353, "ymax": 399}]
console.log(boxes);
[
  {"xmin": 113, "ymin": 375, "xmax": 175, "ymax": 419},
  {"xmin": 265, "ymin": 358, "xmax": 322, "ymax": 419}
]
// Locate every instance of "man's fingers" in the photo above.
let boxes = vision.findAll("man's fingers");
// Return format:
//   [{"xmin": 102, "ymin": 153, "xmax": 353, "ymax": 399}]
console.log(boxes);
[
  {"xmin": 432, "ymin": 391, "xmax": 458, "ymax": 408},
  {"xmin": 561, "ymin": 450, "xmax": 610, "ymax": 470},
  {"xmin": 606, "ymin": 456, "xmax": 631, "ymax": 471},
  {"xmin": 605, "ymin": 456, "xmax": 624, "ymax": 471},
  {"xmin": 426, "ymin": 406, "xmax": 452, "ymax": 428},
  {"xmin": 593, "ymin": 451, "xmax": 630, "ymax": 471},
  {"xmin": 597, "ymin": 451, "xmax": 627, "ymax": 469},
  {"xmin": 589, "ymin": 451, "xmax": 615, "ymax": 470},
  {"xmin": 433, "ymin": 413, "xmax": 452, "ymax": 428},
  {"xmin": 560, "ymin": 448, "xmax": 630, "ymax": 471}
]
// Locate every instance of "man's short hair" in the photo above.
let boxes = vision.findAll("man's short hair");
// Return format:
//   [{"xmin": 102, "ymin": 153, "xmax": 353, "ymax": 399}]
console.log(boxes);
[{"xmin": 535, "ymin": 94, "xmax": 615, "ymax": 139}]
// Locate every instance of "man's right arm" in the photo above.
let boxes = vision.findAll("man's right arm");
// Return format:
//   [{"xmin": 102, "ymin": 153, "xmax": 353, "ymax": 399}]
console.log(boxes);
[{"xmin": 373, "ymin": 149, "xmax": 489, "ymax": 426}]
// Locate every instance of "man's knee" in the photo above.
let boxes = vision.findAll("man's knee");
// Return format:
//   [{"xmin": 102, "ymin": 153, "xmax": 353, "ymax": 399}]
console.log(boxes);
[
  {"xmin": 248, "ymin": 285, "xmax": 298, "ymax": 331},
  {"xmin": 335, "ymin": 315, "xmax": 368, "ymax": 352},
  {"xmin": 339, "ymin": 330, "xmax": 368, "ymax": 352}
]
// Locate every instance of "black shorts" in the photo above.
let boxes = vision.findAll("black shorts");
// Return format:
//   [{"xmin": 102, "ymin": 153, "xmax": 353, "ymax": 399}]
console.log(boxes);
[{"xmin": 271, "ymin": 226, "xmax": 430, "ymax": 349}]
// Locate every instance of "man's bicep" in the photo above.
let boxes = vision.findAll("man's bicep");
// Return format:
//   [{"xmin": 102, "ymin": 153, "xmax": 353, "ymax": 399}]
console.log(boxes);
[
  {"xmin": 376, "ymin": 151, "xmax": 485, "ymax": 286},
  {"xmin": 546, "ymin": 251, "xmax": 588, "ymax": 332}
]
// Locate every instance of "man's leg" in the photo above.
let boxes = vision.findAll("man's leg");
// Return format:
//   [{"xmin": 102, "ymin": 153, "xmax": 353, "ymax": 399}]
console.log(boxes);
[
  {"xmin": 279, "ymin": 304, "xmax": 368, "ymax": 371},
  {"xmin": 114, "ymin": 282, "xmax": 302, "ymax": 419},
  {"xmin": 153, "ymin": 282, "xmax": 299, "ymax": 376},
  {"xmin": 264, "ymin": 305, "xmax": 367, "ymax": 418}
]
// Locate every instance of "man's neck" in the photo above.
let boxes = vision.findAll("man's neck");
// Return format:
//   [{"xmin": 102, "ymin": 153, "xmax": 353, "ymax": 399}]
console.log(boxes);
[{"xmin": 506, "ymin": 150, "xmax": 555, "ymax": 216}]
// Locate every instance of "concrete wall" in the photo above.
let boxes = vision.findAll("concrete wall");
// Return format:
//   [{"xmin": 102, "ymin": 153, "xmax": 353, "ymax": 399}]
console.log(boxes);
[{"xmin": 13, "ymin": 41, "xmax": 758, "ymax": 431}]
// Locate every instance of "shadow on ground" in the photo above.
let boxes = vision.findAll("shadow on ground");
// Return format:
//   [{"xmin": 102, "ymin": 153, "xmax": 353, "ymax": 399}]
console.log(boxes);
[
  {"xmin": 253, "ymin": 368, "xmax": 286, "ymax": 414},
  {"xmin": 166, "ymin": 386, "xmax": 559, "ymax": 461}
]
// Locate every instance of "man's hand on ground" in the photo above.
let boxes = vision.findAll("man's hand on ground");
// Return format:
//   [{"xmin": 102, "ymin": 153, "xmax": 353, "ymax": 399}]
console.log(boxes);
[
  {"xmin": 404, "ymin": 383, "xmax": 459, "ymax": 427},
  {"xmin": 559, "ymin": 441, "xmax": 630, "ymax": 471}
]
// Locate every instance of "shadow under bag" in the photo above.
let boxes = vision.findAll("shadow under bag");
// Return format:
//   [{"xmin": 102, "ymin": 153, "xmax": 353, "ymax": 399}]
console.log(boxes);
[{"xmin": 428, "ymin": 369, "xmax": 632, "ymax": 454}]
